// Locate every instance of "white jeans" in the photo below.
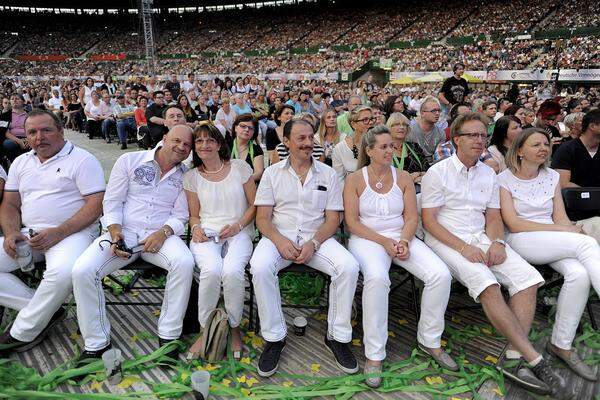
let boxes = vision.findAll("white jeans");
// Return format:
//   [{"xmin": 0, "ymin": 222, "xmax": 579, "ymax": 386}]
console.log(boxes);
[
  {"xmin": 425, "ymin": 233, "xmax": 544, "ymax": 301},
  {"xmin": 349, "ymin": 237, "xmax": 452, "ymax": 361},
  {"xmin": 0, "ymin": 226, "xmax": 97, "ymax": 342},
  {"xmin": 72, "ymin": 231, "xmax": 194, "ymax": 351},
  {"xmin": 507, "ymin": 231, "xmax": 600, "ymax": 349},
  {"xmin": 250, "ymin": 236, "xmax": 359, "ymax": 343},
  {"xmin": 191, "ymin": 231, "xmax": 253, "ymax": 329}
]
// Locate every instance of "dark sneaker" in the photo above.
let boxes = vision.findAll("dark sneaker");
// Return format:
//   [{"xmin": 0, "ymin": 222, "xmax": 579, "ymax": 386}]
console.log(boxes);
[
  {"xmin": 531, "ymin": 358, "xmax": 575, "ymax": 400},
  {"xmin": 546, "ymin": 341, "xmax": 597, "ymax": 381},
  {"xmin": 324, "ymin": 337, "xmax": 358, "ymax": 374},
  {"xmin": 0, "ymin": 307, "xmax": 66, "ymax": 357},
  {"xmin": 257, "ymin": 340, "xmax": 286, "ymax": 377},
  {"xmin": 498, "ymin": 358, "xmax": 551, "ymax": 396},
  {"xmin": 158, "ymin": 337, "xmax": 181, "ymax": 361},
  {"xmin": 75, "ymin": 343, "xmax": 112, "ymax": 365}
]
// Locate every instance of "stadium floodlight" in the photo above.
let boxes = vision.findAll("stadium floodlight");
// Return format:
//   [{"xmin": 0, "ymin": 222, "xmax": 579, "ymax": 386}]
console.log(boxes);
[{"xmin": 139, "ymin": 0, "xmax": 156, "ymax": 76}]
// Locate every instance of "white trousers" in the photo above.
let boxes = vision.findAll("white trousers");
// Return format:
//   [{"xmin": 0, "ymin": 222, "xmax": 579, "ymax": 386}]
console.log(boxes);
[
  {"xmin": 349, "ymin": 237, "xmax": 452, "ymax": 361},
  {"xmin": 250, "ymin": 236, "xmax": 359, "ymax": 343},
  {"xmin": 72, "ymin": 231, "xmax": 194, "ymax": 351},
  {"xmin": 576, "ymin": 216, "xmax": 600, "ymax": 245},
  {"xmin": 425, "ymin": 233, "xmax": 544, "ymax": 301},
  {"xmin": 0, "ymin": 227, "xmax": 97, "ymax": 342},
  {"xmin": 507, "ymin": 231, "xmax": 600, "ymax": 349},
  {"xmin": 191, "ymin": 231, "xmax": 253, "ymax": 328}
]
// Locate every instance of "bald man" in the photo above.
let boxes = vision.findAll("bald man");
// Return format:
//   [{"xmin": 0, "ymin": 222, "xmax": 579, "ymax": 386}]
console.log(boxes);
[{"xmin": 72, "ymin": 125, "xmax": 195, "ymax": 360}]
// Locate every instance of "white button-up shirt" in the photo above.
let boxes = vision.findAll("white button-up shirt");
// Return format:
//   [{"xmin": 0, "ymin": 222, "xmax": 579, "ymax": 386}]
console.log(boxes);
[
  {"xmin": 5, "ymin": 141, "xmax": 105, "ymax": 230},
  {"xmin": 254, "ymin": 159, "xmax": 343, "ymax": 242},
  {"xmin": 102, "ymin": 146, "xmax": 188, "ymax": 239},
  {"xmin": 421, "ymin": 153, "xmax": 499, "ymax": 242}
]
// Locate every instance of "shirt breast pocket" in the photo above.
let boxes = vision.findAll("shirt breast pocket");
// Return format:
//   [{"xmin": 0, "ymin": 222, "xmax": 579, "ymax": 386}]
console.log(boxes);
[{"xmin": 312, "ymin": 188, "xmax": 328, "ymax": 211}]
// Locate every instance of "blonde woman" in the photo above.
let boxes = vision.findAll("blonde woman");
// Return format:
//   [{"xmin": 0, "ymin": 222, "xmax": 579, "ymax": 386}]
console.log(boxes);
[
  {"xmin": 344, "ymin": 125, "xmax": 454, "ymax": 387},
  {"xmin": 316, "ymin": 108, "xmax": 343, "ymax": 166},
  {"xmin": 499, "ymin": 127, "xmax": 599, "ymax": 381},
  {"xmin": 386, "ymin": 112, "xmax": 428, "ymax": 184},
  {"xmin": 331, "ymin": 106, "xmax": 374, "ymax": 183}
]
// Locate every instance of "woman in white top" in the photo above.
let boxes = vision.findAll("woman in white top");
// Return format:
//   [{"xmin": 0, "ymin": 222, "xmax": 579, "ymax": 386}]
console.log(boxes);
[
  {"xmin": 315, "ymin": 108, "xmax": 343, "ymax": 166},
  {"xmin": 343, "ymin": 125, "xmax": 454, "ymax": 388},
  {"xmin": 184, "ymin": 122, "xmax": 257, "ymax": 360},
  {"xmin": 332, "ymin": 106, "xmax": 375, "ymax": 184},
  {"xmin": 215, "ymin": 98, "xmax": 237, "ymax": 135},
  {"xmin": 499, "ymin": 127, "xmax": 599, "ymax": 381},
  {"xmin": 84, "ymin": 91, "xmax": 103, "ymax": 139},
  {"xmin": 79, "ymin": 77, "xmax": 95, "ymax": 106}
]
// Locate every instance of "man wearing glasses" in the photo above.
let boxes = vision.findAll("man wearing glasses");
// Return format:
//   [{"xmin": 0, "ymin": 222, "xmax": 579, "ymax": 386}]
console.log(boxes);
[
  {"xmin": 420, "ymin": 112, "xmax": 571, "ymax": 398},
  {"xmin": 407, "ymin": 96, "xmax": 446, "ymax": 164}
]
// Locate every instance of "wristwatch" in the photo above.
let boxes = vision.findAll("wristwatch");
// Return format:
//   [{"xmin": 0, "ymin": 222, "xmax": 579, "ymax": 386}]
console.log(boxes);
[
  {"xmin": 311, "ymin": 238, "xmax": 321, "ymax": 251},
  {"xmin": 162, "ymin": 227, "xmax": 172, "ymax": 238},
  {"xmin": 493, "ymin": 239, "xmax": 506, "ymax": 246}
]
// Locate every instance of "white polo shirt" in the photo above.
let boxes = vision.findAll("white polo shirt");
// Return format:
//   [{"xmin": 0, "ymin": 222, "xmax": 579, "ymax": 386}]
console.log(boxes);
[
  {"xmin": 254, "ymin": 159, "xmax": 343, "ymax": 241},
  {"xmin": 5, "ymin": 141, "xmax": 105, "ymax": 230},
  {"xmin": 421, "ymin": 153, "xmax": 499, "ymax": 242},
  {"xmin": 102, "ymin": 146, "xmax": 188, "ymax": 239},
  {"xmin": 0, "ymin": 165, "xmax": 6, "ymax": 182}
]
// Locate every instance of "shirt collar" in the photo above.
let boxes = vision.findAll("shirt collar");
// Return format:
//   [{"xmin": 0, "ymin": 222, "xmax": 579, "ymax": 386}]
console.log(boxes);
[
  {"xmin": 280, "ymin": 157, "xmax": 319, "ymax": 174},
  {"xmin": 143, "ymin": 145, "xmax": 186, "ymax": 173},
  {"xmin": 450, "ymin": 153, "xmax": 481, "ymax": 173},
  {"xmin": 29, "ymin": 140, "xmax": 73, "ymax": 161}
]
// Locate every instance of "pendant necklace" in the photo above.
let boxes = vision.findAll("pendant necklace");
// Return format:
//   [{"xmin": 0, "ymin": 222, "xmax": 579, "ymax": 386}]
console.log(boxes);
[{"xmin": 371, "ymin": 166, "xmax": 387, "ymax": 190}]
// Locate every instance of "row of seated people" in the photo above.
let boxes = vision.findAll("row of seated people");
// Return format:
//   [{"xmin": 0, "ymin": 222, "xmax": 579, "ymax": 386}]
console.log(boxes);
[{"xmin": 0, "ymin": 108, "xmax": 599, "ymax": 398}]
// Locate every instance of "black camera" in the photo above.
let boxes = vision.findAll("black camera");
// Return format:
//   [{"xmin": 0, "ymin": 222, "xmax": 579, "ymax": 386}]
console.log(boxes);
[{"xmin": 115, "ymin": 238, "xmax": 133, "ymax": 254}]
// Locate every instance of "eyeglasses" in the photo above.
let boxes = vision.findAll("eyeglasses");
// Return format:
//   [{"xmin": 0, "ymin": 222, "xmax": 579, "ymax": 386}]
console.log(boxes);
[
  {"xmin": 458, "ymin": 132, "xmax": 487, "ymax": 140},
  {"xmin": 357, "ymin": 117, "xmax": 376, "ymax": 124},
  {"xmin": 155, "ymin": 96, "xmax": 164, "ymax": 99},
  {"xmin": 237, "ymin": 124, "xmax": 255, "ymax": 132},
  {"xmin": 391, "ymin": 123, "xmax": 408, "ymax": 128},
  {"xmin": 422, "ymin": 109, "xmax": 442, "ymax": 114}
]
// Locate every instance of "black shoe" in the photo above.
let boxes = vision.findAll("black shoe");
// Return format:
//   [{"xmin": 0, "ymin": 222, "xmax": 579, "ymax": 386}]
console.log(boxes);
[
  {"xmin": 158, "ymin": 337, "xmax": 180, "ymax": 361},
  {"xmin": 531, "ymin": 359, "xmax": 574, "ymax": 400},
  {"xmin": 0, "ymin": 307, "xmax": 66, "ymax": 357},
  {"xmin": 106, "ymin": 137, "xmax": 112, "ymax": 144},
  {"xmin": 120, "ymin": 143, "xmax": 127, "ymax": 150},
  {"xmin": 257, "ymin": 339, "xmax": 286, "ymax": 377},
  {"xmin": 324, "ymin": 336, "xmax": 358, "ymax": 374},
  {"xmin": 76, "ymin": 343, "xmax": 112, "ymax": 364},
  {"xmin": 498, "ymin": 358, "xmax": 551, "ymax": 396}
]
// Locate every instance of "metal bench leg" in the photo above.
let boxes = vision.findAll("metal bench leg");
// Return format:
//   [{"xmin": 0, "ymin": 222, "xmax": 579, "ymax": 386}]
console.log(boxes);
[
  {"xmin": 587, "ymin": 302, "xmax": 597, "ymax": 330},
  {"xmin": 410, "ymin": 276, "xmax": 420, "ymax": 320}
]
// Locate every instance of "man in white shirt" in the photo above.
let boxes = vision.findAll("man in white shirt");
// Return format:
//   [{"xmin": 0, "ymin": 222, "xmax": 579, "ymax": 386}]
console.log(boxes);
[
  {"xmin": 72, "ymin": 124, "xmax": 194, "ymax": 360},
  {"xmin": 251, "ymin": 119, "xmax": 360, "ymax": 377},
  {"xmin": 0, "ymin": 110, "xmax": 105, "ymax": 356},
  {"xmin": 46, "ymin": 90, "xmax": 63, "ymax": 119},
  {"xmin": 182, "ymin": 73, "xmax": 198, "ymax": 96},
  {"xmin": 421, "ymin": 112, "xmax": 570, "ymax": 398}
]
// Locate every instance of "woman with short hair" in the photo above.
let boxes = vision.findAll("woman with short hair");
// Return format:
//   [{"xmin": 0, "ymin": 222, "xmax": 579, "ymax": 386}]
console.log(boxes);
[
  {"xmin": 386, "ymin": 112, "xmax": 428, "ymax": 183},
  {"xmin": 184, "ymin": 121, "xmax": 257, "ymax": 361},
  {"xmin": 498, "ymin": 128, "xmax": 600, "ymax": 381},
  {"xmin": 331, "ymin": 105, "xmax": 375, "ymax": 183},
  {"xmin": 229, "ymin": 114, "xmax": 264, "ymax": 182},
  {"xmin": 344, "ymin": 125, "xmax": 454, "ymax": 388}
]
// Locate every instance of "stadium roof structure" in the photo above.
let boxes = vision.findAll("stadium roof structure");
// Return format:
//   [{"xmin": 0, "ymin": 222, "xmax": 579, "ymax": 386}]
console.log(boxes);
[{"xmin": 0, "ymin": 0, "xmax": 318, "ymax": 9}]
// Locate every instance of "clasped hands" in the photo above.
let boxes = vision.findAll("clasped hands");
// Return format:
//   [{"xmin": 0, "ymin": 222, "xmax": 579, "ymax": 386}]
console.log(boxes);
[{"xmin": 382, "ymin": 238, "xmax": 410, "ymax": 260}]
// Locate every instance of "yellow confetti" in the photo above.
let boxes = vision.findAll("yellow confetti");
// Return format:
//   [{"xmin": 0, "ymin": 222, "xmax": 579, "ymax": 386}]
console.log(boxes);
[
  {"xmin": 240, "ymin": 388, "xmax": 252, "ymax": 397},
  {"xmin": 153, "ymin": 309, "xmax": 161, "ymax": 316},
  {"xmin": 493, "ymin": 387, "xmax": 504, "ymax": 396},
  {"xmin": 203, "ymin": 363, "xmax": 220, "ymax": 371},
  {"xmin": 237, "ymin": 375, "xmax": 247, "ymax": 383},
  {"xmin": 451, "ymin": 398, "xmax": 462, "ymax": 400},
  {"xmin": 463, "ymin": 359, "xmax": 470, "ymax": 364},
  {"xmin": 246, "ymin": 377, "xmax": 259, "ymax": 388},
  {"xmin": 425, "ymin": 376, "xmax": 444, "ymax": 385},
  {"xmin": 451, "ymin": 316, "xmax": 461, "ymax": 323},
  {"xmin": 69, "ymin": 332, "xmax": 81, "ymax": 340},
  {"xmin": 282, "ymin": 381, "xmax": 294, "ymax": 387},
  {"xmin": 351, "ymin": 338, "xmax": 361, "ymax": 347},
  {"xmin": 131, "ymin": 290, "xmax": 140, "ymax": 297},
  {"xmin": 315, "ymin": 313, "xmax": 327, "ymax": 321},
  {"xmin": 241, "ymin": 357, "xmax": 251, "ymax": 364},
  {"xmin": 180, "ymin": 372, "xmax": 189, "ymax": 382},
  {"xmin": 245, "ymin": 331, "xmax": 255, "ymax": 338},
  {"xmin": 440, "ymin": 339, "xmax": 447, "ymax": 347},
  {"xmin": 251, "ymin": 336, "xmax": 265, "ymax": 348},
  {"xmin": 351, "ymin": 319, "xmax": 357, "ymax": 327},
  {"xmin": 117, "ymin": 376, "xmax": 141, "ymax": 389},
  {"xmin": 481, "ymin": 328, "xmax": 492, "ymax": 335},
  {"xmin": 398, "ymin": 318, "xmax": 408, "ymax": 325},
  {"xmin": 388, "ymin": 331, "xmax": 396, "ymax": 337},
  {"xmin": 310, "ymin": 363, "xmax": 321, "ymax": 372},
  {"xmin": 89, "ymin": 380, "xmax": 102, "ymax": 391},
  {"xmin": 241, "ymin": 318, "xmax": 249, "ymax": 327},
  {"xmin": 485, "ymin": 355, "xmax": 498, "ymax": 364},
  {"xmin": 131, "ymin": 334, "xmax": 139, "ymax": 342},
  {"xmin": 221, "ymin": 378, "xmax": 231, "ymax": 387}
]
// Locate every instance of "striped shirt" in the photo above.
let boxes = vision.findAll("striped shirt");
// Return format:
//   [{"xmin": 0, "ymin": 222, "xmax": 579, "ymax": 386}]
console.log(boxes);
[{"xmin": 275, "ymin": 142, "xmax": 325, "ymax": 162}]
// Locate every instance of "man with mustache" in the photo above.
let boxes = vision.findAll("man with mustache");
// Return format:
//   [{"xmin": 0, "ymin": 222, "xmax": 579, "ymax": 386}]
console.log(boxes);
[
  {"xmin": 0, "ymin": 109, "xmax": 105, "ymax": 355},
  {"xmin": 71, "ymin": 124, "xmax": 195, "ymax": 361},
  {"xmin": 250, "ymin": 118, "xmax": 360, "ymax": 377}
]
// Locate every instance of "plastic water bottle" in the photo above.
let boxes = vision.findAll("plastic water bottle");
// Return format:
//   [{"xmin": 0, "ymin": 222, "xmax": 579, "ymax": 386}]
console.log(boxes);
[
  {"xmin": 102, "ymin": 348, "xmax": 124, "ymax": 385},
  {"xmin": 191, "ymin": 370, "xmax": 210, "ymax": 400},
  {"xmin": 16, "ymin": 241, "xmax": 34, "ymax": 272}
]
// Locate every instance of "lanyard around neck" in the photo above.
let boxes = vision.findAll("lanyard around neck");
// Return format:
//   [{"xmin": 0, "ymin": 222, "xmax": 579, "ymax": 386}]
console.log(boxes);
[
  {"xmin": 232, "ymin": 139, "xmax": 254, "ymax": 163},
  {"xmin": 392, "ymin": 142, "xmax": 423, "ymax": 171}
]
